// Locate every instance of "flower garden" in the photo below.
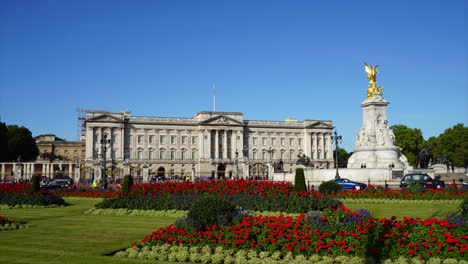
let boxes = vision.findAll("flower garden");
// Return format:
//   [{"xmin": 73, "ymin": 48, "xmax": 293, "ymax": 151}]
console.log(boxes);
[{"xmin": 1, "ymin": 180, "xmax": 467, "ymax": 263}]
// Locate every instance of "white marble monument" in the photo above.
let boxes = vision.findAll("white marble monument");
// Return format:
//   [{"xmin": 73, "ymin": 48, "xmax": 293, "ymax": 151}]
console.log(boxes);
[{"xmin": 347, "ymin": 63, "xmax": 409, "ymax": 169}]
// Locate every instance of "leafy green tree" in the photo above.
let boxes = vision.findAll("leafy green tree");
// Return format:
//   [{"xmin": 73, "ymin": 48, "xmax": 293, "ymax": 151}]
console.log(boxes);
[
  {"xmin": 333, "ymin": 147, "xmax": 352, "ymax": 168},
  {"xmin": 390, "ymin": 124, "xmax": 424, "ymax": 167},
  {"xmin": 430, "ymin": 124, "xmax": 468, "ymax": 167},
  {"xmin": 0, "ymin": 122, "xmax": 8, "ymax": 161},
  {"xmin": 6, "ymin": 125, "xmax": 39, "ymax": 161}
]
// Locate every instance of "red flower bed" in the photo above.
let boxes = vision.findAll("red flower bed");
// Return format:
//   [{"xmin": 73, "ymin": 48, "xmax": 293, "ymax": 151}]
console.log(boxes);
[
  {"xmin": 0, "ymin": 216, "xmax": 16, "ymax": 225},
  {"xmin": 0, "ymin": 183, "xmax": 33, "ymax": 194},
  {"xmin": 134, "ymin": 206, "xmax": 468, "ymax": 260},
  {"xmin": 126, "ymin": 180, "xmax": 308, "ymax": 197}
]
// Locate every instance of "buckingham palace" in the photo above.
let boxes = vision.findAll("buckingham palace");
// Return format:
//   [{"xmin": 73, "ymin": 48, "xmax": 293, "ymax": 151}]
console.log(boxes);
[{"xmin": 83, "ymin": 111, "xmax": 334, "ymax": 181}]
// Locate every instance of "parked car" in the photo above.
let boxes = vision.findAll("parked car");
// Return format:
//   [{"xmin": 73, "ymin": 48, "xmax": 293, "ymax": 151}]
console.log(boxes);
[
  {"xmin": 400, "ymin": 173, "xmax": 445, "ymax": 189},
  {"xmin": 330, "ymin": 178, "xmax": 367, "ymax": 190},
  {"xmin": 41, "ymin": 179, "xmax": 71, "ymax": 189}
]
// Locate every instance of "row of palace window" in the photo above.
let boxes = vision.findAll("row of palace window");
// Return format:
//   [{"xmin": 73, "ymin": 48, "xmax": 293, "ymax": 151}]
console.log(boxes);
[
  {"xmin": 44, "ymin": 149, "xmax": 84, "ymax": 154},
  {"xmin": 137, "ymin": 135, "xmax": 197, "ymax": 145},
  {"xmin": 252, "ymin": 137, "xmax": 328, "ymax": 147},
  {"xmin": 251, "ymin": 150, "xmax": 327, "ymax": 160},
  {"xmin": 136, "ymin": 150, "xmax": 197, "ymax": 160}
]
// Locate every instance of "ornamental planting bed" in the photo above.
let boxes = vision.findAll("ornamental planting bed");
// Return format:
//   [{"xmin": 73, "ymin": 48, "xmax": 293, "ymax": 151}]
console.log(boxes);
[
  {"xmin": 0, "ymin": 183, "xmax": 67, "ymax": 207},
  {"xmin": 0, "ymin": 216, "xmax": 26, "ymax": 231},
  {"xmin": 126, "ymin": 206, "xmax": 468, "ymax": 263}
]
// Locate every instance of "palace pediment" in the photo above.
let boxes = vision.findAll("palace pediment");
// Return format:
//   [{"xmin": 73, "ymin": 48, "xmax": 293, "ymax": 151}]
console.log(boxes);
[
  {"xmin": 86, "ymin": 113, "xmax": 124, "ymax": 123},
  {"xmin": 305, "ymin": 121, "xmax": 333, "ymax": 129},
  {"xmin": 199, "ymin": 115, "xmax": 243, "ymax": 126}
]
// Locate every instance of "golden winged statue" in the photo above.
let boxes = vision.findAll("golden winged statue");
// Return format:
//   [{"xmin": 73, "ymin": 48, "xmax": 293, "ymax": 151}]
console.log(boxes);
[{"xmin": 364, "ymin": 62, "xmax": 383, "ymax": 99}]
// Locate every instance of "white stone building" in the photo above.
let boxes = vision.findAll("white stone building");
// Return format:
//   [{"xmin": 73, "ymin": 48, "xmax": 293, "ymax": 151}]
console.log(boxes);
[{"xmin": 84, "ymin": 111, "xmax": 334, "ymax": 182}]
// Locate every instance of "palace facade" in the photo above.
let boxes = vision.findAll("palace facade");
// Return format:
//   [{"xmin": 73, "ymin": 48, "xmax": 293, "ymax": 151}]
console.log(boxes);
[{"xmin": 84, "ymin": 111, "xmax": 334, "ymax": 181}]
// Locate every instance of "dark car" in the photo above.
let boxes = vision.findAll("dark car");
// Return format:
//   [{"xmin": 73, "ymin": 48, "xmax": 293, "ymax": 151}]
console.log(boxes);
[
  {"xmin": 41, "ymin": 179, "xmax": 70, "ymax": 189},
  {"xmin": 400, "ymin": 173, "xmax": 445, "ymax": 189},
  {"xmin": 330, "ymin": 178, "xmax": 367, "ymax": 190}
]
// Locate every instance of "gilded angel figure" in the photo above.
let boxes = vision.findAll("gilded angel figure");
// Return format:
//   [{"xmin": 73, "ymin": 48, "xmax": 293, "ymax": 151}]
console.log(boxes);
[{"xmin": 364, "ymin": 62, "xmax": 383, "ymax": 99}]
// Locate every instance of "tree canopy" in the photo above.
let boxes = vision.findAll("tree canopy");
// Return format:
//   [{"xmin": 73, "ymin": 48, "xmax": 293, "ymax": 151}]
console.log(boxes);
[
  {"xmin": 428, "ymin": 124, "xmax": 468, "ymax": 167},
  {"xmin": 0, "ymin": 122, "xmax": 39, "ymax": 162},
  {"xmin": 390, "ymin": 124, "xmax": 424, "ymax": 167},
  {"xmin": 391, "ymin": 123, "xmax": 467, "ymax": 168},
  {"xmin": 333, "ymin": 147, "xmax": 352, "ymax": 168}
]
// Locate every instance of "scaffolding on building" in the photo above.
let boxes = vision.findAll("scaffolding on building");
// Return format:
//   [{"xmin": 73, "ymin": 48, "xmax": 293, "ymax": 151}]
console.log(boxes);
[{"xmin": 76, "ymin": 108, "xmax": 109, "ymax": 141}]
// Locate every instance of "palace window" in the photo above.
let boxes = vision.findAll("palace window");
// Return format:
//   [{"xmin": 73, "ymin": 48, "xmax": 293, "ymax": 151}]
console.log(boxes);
[
  {"xmin": 192, "ymin": 137, "xmax": 196, "ymax": 144},
  {"xmin": 262, "ymin": 137, "xmax": 266, "ymax": 146},
  {"xmin": 262, "ymin": 152, "xmax": 266, "ymax": 160},
  {"xmin": 182, "ymin": 136, "xmax": 186, "ymax": 144},
  {"xmin": 289, "ymin": 151, "xmax": 294, "ymax": 160},
  {"xmin": 64, "ymin": 150, "xmax": 68, "ymax": 154},
  {"xmin": 171, "ymin": 136, "xmax": 176, "ymax": 144},
  {"xmin": 160, "ymin": 151, "xmax": 164, "ymax": 159},
  {"xmin": 192, "ymin": 151, "xmax": 196, "ymax": 160},
  {"xmin": 149, "ymin": 136, "xmax": 153, "ymax": 144},
  {"xmin": 160, "ymin": 136, "xmax": 165, "ymax": 144},
  {"xmin": 253, "ymin": 151, "xmax": 257, "ymax": 160},
  {"xmin": 171, "ymin": 151, "xmax": 175, "ymax": 160},
  {"xmin": 281, "ymin": 138, "xmax": 285, "ymax": 146},
  {"xmin": 272, "ymin": 138, "xmax": 276, "ymax": 146},
  {"xmin": 149, "ymin": 151, "xmax": 153, "ymax": 160},
  {"xmin": 138, "ymin": 135, "xmax": 143, "ymax": 144},
  {"xmin": 74, "ymin": 150, "xmax": 78, "ymax": 153},
  {"xmin": 137, "ymin": 151, "xmax": 142, "ymax": 160},
  {"xmin": 299, "ymin": 139, "xmax": 303, "ymax": 146},
  {"xmin": 181, "ymin": 151, "xmax": 186, "ymax": 160},
  {"xmin": 280, "ymin": 151, "xmax": 284, "ymax": 160},
  {"xmin": 290, "ymin": 138, "xmax": 294, "ymax": 146},
  {"xmin": 253, "ymin": 137, "xmax": 257, "ymax": 145}
]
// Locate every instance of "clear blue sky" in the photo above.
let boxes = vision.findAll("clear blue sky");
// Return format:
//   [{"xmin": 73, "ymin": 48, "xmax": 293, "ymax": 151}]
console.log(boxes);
[{"xmin": 1, "ymin": 0, "xmax": 466, "ymax": 152}]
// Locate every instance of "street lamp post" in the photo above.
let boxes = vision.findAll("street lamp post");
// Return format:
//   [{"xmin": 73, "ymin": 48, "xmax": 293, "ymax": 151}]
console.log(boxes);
[
  {"xmin": 331, "ymin": 129, "xmax": 343, "ymax": 180},
  {"xmin": 235, "ymin": 150, "xmax": 239, "ymax": 179},
  {"xmin": 100, "ymin": 135, "xmax": 111, "ymax": 190}
]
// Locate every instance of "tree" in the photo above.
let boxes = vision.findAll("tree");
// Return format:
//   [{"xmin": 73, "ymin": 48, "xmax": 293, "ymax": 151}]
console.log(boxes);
[
  {"xmin": 6, "ymin": 125, "xmax": 39, "ymax": 161},
  {"xmin": 333, "ymin": 147, "xmax": 352, "ymax": 168},
  {"xmin": 430, "ymin": 124, "xmax": 468, "ymax": 167},
  {"xmin": 390, "ymin": 124, "xmax": 424, "ymax": 167},
  {"xmin": 0, "ymin": 122, "xmax": 8, "ymax": 161}
]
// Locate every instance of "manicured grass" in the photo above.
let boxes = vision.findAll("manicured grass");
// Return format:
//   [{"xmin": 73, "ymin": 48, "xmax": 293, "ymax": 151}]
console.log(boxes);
[
  {"xmin": 0, "ymin": 197, "xmax": 175, "ymax": 264},
  {"xmin": 343, "ymin": 199, "xmax": 462, "ymax": 220},
  {"xmin": 0, "ymin": 197, "xmax": 462, "ymax": 263}
]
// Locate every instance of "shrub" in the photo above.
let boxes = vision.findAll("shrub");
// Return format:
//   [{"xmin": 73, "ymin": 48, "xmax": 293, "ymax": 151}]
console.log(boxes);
[
  {"xmin": 460, "ymin": 197, "xmax": 468, "ymax": 219},
  {"xmin": 187, "ymin": 194, "xmax": 238, "ymax": 229},
  {"xmin": 32, "ymin": 174, "xmax": 41, "ymax": 192},
  {"xmin": 319, "ymin": 181, "xmax": 341, "ymax": 194},
  {"xmin": 122, "ymin": 174, "xmax": 133, "ymax": 192},
  {"xmin": 294, "ymin": 168, "xmax": 306, "ymax": 192}
]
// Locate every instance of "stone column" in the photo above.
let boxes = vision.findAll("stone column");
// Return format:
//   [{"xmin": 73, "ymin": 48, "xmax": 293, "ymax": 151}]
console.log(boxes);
[
  {"xmin": 143, "ymin": 168, "xmax": 149, "ymax": 183},
  {"xmin": 13, "ymin": 164, "xmax": 17, "ymax": 180},
  {"xmin": 199, "ymin": 130, "xmax": 205, "ymax": 160},
  {"xmin": 314, "ymin": 133, "xmax": 318, "ymax": 159},
  {"xmin": 305, "ymin": 132, "xmax": 311, "ymax": 159},
  {"xmin": 223, "ymin": 130, "xmax": 228, "ymax": 160},
  {"xmin": 69, "ymin": 164, "xmax": 73, "ymax": 178},
  {"xmin": 1, "ymin": 163, "xmax": 5, "ymax": 181},
  {"xmin": 86, "ymin": 126, "xmax": 94, "ymax": 159},
  {"xmin": 120, "ymin": 126, "xmax": 125, "ymax": 159},
  {"xmin": 42, "ymin": 163, "xmax": 45, "ymax": 176},
  {"xmin": 321, "ymin": 133, "xmax": 326, "ymax": 159},
  {"xmin": 214, "ymin": 130, "xmax": 219, "ymax": 160},
  {"xmin": 30, "ymin": 163, "xmax": 35, "ymax": 179}
]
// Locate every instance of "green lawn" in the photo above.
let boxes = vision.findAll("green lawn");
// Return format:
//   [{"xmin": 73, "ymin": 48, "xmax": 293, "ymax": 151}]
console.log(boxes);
[
  {"xmin": 0, "ymin": 197, "xmax": 462, "ymax": 264},
  {"xmin": 0, "ymin": 197, "xmax": 175, "ymax": 264},
  {"xmin": 343, "ymin": 199, "xmax": 461, "ymax": 220}
]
